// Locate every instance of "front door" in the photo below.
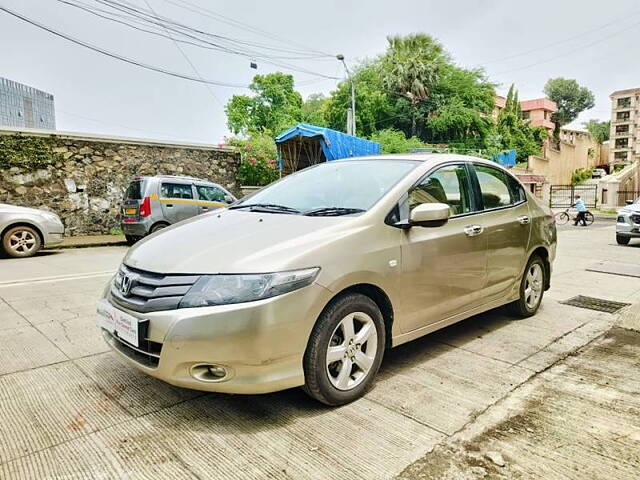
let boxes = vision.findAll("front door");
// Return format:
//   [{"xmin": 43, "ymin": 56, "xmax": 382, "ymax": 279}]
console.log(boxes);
[
  {"xmin": 398, "ymin": 163, "xmax": 488, "ymax": 333},
  {"xmin": 471, "ymin": 164, "xmax": 531, "ymax": 298},
  {"xmin": 159, "ymin": 182, "xmax": 198, "ymax": 223},
  {"xmin": 195, "ymin": 184, "xmax": 229, "ymax": 214}
]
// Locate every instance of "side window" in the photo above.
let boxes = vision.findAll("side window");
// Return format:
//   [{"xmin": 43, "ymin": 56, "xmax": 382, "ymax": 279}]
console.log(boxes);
[
  {"xmin": 196, "ymin": 185, "xmax": 225, "ymax": 202},
  {"xmin": 408, "ymin": 164, "xmax": 473, "ymax": 216},
  {"xmin": 507, "ymin": 175, "xmax": 527, "ymax": 204},
  {"xmin": 160, "ymin": 183, "xmax": 193, "ymax": 199},
  {"xmin": 474, "ymin": 165, "xmax": 512, "ymax": 209}
]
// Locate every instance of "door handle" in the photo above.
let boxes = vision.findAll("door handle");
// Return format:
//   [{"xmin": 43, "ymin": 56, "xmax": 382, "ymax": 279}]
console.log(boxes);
[
  {"xmin": 464, "ymin": 224, "xmax": 484, "ymax": 237},
  {"xmin": 166, "ymin": 204, "xmax": 173, "ymax": 208},
  {"xmin": 517, "ymin": 215, "xmax": 531, "ymax": 225}
]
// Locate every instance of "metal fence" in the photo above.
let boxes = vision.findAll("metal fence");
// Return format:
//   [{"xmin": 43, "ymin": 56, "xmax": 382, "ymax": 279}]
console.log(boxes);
[
  {"xmin": 617, "ymin": 190, "xmax": 640, "ymax": 206},
  {"xmin": 550, "ymin": 185, "xmax": 598, "ymax": 208}
]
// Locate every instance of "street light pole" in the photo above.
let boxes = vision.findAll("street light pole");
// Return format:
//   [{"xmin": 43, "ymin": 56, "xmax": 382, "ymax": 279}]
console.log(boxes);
[{"xmin": 337, "ymin": 54, "xmax": 356, "ymax": 135}]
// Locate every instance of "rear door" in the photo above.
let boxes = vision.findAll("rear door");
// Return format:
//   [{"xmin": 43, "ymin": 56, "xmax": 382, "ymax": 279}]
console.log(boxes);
[
  {"xmin": 159, "ymin": 182, "xmax": 198, "ymax": 223},
  {"xmin": 471, "ymin": 163, "xmax": 531, "ymax": 299},
  {"xmin": 194, "ymin": 184, "xmax": 230, "ymax": 213},
  {"xmin": 122, "ymin": 179, "xmax": 146, "ymax": 220}
]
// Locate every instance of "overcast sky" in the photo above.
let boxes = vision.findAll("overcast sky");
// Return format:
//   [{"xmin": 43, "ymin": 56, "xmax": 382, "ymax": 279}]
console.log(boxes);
[{"xmin": 1, "ymin": 0, "xmax": 639, "ymax": 144}]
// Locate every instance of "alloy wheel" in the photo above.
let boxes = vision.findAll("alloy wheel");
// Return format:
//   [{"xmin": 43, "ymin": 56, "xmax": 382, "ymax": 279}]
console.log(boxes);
[
  {"xmin": 8, "ymin": 230, "xmax": 37, "ymax": 255},
  {"xmin": 326, "ymin": 312, "xmax": 378, "ymax": 391},
  {"xmin": 524, "ymin": 263, "xmax": 543, "ymax": 310}
]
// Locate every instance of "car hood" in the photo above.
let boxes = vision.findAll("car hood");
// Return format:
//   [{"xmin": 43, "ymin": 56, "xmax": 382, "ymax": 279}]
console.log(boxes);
[
  {"xmin": 621, "ymin": 204, "xmax": 640, "ymax": 213},
  {"xmin": 0, "ymin": 203, "xmax": 46, "ymax": 216},
  {"xmin": 124, "ymin": 210, "xmax": 364, "ymax": 274}
]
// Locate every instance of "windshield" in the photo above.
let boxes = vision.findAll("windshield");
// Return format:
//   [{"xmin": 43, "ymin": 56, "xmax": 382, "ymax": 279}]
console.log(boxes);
[{"xmin": 239, "ymin": 160, "xmax": 419, "ymax": 212}]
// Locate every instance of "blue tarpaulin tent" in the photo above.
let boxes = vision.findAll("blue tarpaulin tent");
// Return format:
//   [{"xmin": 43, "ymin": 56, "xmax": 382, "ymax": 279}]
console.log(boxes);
[{"xmin": 275, "ymin": 123, "xmax": 380, "ymax": 172}]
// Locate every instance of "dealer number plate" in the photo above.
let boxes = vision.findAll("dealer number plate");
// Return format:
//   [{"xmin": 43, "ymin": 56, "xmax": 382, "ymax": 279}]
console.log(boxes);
[{"xmin": 96, "ymin": 299, "xmax": 147, "ymax": 347}]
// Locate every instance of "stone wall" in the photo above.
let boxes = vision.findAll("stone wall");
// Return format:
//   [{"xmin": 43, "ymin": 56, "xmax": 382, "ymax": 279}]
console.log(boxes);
[{"xmin": 0, "ymin": 129, "xmax": 240, "ymax": 235}]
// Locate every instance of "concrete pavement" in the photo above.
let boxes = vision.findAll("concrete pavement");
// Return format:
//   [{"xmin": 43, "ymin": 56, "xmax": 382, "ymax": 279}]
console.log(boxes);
[{"xmin": 0, "ymin": 224, "xmax": 639, "ymax": 479}]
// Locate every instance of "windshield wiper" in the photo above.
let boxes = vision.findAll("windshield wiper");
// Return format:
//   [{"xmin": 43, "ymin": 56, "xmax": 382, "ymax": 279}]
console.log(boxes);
[
  {"xmin": 229, "ymin": 203, "xmax": 301, "ymax": 214},
  {"xmin": 303, "ymin": 207, "xmax": 366, "ymax": 217}
]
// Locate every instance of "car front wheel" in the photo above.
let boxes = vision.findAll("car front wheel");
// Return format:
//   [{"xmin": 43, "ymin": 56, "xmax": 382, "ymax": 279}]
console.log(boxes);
[
  {"xmin": 303, "ymin": 293, "xmax": 385, "ymax": 406},
  {"xmin": 508, "ymin": 255, "xmax": 545, "ymax": 318},
  {"xmin": 616, "ymin": 234, "xmax": 630, "ymax": 245},
  {"xmin": 2, "ymin": 225, "xmax": 42, "ymax": 258}
]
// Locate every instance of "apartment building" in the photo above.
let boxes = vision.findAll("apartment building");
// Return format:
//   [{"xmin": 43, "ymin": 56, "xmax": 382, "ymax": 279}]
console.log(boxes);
[
  {"xmin": 493, "ymin": 96, "xmax": 557, "ymax": 134},
  {"xmin": 0, "ymin": 77, "xmax": 56, "ymax": 129},
  {"xmin": 609, "ymin": 88, "xmax": 639, "ymax": 166}
]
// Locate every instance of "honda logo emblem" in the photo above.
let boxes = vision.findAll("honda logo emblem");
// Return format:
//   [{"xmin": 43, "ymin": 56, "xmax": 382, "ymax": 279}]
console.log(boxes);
[{"xmin": 120, "ymin": 274, "xmax": 133, "ymax": 296}]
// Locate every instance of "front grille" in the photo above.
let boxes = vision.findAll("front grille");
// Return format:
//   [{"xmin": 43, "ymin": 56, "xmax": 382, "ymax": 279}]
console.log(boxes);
[
  {"xmin": 631, "ymin": 214, "xmax": 640, "ymax": 224},
  {"xmin": 103, "ymin": 329, "xmax": 162, "ymax": 368},
  {"xmin": 110, "ymin": 264, "xmax": 200, "ymax": 313}
]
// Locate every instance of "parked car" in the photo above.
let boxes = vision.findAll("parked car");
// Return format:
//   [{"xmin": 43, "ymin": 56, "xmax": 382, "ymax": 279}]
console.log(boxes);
[
  {"xmin": 120, "ymin": 175, "xmax": 237, "ymax": 245},
  {"xmin": 97, "ymin": 155, "xmax": 557, "ymax": 405},
  {"xmin": 591, "ymin": 168, "xmax": 607, "ymax": 178},
  {"xmin": 616, "ymin": 199, "xmax": 640, "ymax": 245},
  {"xmin": 1, "ymin": 203, "xmax": 64, "ymax": 258}
]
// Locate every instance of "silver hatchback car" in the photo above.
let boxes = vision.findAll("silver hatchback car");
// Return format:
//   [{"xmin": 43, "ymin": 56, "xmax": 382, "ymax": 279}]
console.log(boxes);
[
  {"xmin": 120, "ymin": 175, "xmax": 237, "ymax": 245},
  {"xmin": 1, "ymin": 203, "xmax": 64, "ymax": 257},
  {"xmin": 98, "ymin": 155, "xmax": 556, "ymax": 405}
]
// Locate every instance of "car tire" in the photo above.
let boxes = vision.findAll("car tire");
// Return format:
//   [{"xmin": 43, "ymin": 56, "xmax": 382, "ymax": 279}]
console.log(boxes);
[
  {"xmin": 508, "ymin": 255, "xmax": 545, "ymax": 318},
  {"xmin": 2, "ymin": 225, "xmax": 42, "ymax": 258},
  {"xmin": 616, "ymin": 234, "xmax": 630, "ymax": 245},
  {"xmin": 303, "ymin": 293, "xmax": 385, "ymax": 406},
  {"xmin": 150, "ymin": 223, "xmax": 168, "ymax": 233},
  {"xmin": 125, "ymin": 235, "xmax": 138, "ymax": 246}
]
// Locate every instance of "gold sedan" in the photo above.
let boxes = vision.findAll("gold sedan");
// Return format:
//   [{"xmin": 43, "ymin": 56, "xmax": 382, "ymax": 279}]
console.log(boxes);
[{"xmin": 97, "ymin": 154, "xmax": 556, "ymax": 405}]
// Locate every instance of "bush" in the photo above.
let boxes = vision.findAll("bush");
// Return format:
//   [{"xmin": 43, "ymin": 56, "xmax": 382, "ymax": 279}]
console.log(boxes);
[
  {"xmin": 571, "ymin": 167, "xmax": 594, "ymax": 185},
  {"xmin": 0, "ymin": 134, "xmax": 61, "ymax": 170},
  {"xmin": 369, "ymin": 129, "xmax": 428, "ymax": 154},
  {"xmin": 227, "ymin": 134, "xmax": 279, "ymax": 186}
]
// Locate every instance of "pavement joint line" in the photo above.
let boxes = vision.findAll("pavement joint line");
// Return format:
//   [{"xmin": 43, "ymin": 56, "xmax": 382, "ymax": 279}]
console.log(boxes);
[
  {"xmin": 0, "ymin": 271, "xmax": 115, "ymax": 287},
  {"xmin": 513, "ymin": 319, "xmax": 595, "ymax": 368},
  {"xmin": 0, "ymin": 350, "xmax": 107, "ymax": 379},
  {"xmin": 433, "ymin": 339, "xmax": 524, "ymax": 368},
  {"xmin": 364, "ymin": 395, "xmax": 450, "ymax": 437}
]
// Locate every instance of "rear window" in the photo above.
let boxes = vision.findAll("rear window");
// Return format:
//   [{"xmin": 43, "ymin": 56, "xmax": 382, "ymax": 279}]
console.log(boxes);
[{"xmin": 124, "ymin": 180, "xmax": 145, "ymax": 200}]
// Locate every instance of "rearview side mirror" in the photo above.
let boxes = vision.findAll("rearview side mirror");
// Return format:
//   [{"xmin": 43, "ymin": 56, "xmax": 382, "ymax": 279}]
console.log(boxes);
[
  {"xmin": 224, "ymin": 194, "xmax": 236, "ymax": 204},
  {"xmin": 625, "ymin": 200, "xmax": 634, "ymax": 205},
  {"xmin": 409, "ymin": 203, "xmax": 450, "ymax": 227}
]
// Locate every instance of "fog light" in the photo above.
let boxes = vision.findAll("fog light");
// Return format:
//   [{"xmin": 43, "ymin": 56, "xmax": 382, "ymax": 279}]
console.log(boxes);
[{"xmin": 190, "ymin": 363, "xmax": 229, "ymax": 382}]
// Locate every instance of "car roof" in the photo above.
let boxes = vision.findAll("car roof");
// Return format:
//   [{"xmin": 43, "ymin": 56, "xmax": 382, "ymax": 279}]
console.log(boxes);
[
  {"xmin": 335, "ymin": 153, "xmax": 509, "ymax": 170},
  {"xmin": 135, "ymin": 175, "xmax": 217, "ymax": 184}
]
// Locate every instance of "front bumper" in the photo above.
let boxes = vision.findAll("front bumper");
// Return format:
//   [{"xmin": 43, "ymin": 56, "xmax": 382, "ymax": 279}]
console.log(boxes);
[
  {"xmin": 616, "ymin": 214, "xmax": 640, "ymax": 237},
  {"xmin": 42, "ymin": 219, "xmax": 65, "ymax": 246},
  {"xmin": 99, "ymin": 282, "xmax": 332, "ymax": 394}
]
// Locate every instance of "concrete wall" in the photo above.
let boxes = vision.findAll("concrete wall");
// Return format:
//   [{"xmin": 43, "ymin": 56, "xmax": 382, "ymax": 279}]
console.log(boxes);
[
  {"xmin": 528, "ymin": 129, "xmax": 602, "ymax": 184},
  {"xmin": 0, "ymin": 128, "xmax": 240, "ymax": 235}
]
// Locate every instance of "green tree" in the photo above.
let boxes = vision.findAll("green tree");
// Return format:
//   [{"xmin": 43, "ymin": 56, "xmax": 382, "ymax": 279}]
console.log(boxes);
[
  {"xmin": 226, "ymin": 73, "xmax": 303, "ymax": 135},
  {"xmin": 301, "ymin": 93, "xmax": 328, "ymax": 126},
  {"xmin": 496, "ymin": 85, "xmax": 547, "ymax": 161},
  {"xmin": 543, "ymin": 78, "xmax": 595, "ymax": 127},
  {"xmin": 369, "ymin": 129, "xmax": 428, "ymax": 153},
  {"xmin": 324, "ymin": 61, "xmax": 400, "ymax": 138},
  {"xmin": 583, "ymin": 119, "xmax": 610, "ymax": 144},
  {"xmin": 381, "ymin": 34, "xmax": 448, "ymax": 136}
]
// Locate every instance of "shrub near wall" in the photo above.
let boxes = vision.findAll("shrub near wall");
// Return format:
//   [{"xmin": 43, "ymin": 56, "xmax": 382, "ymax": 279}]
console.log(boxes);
[{"xmin": 0, "ymin": 132, "xmax": 240, "ymax": 235}]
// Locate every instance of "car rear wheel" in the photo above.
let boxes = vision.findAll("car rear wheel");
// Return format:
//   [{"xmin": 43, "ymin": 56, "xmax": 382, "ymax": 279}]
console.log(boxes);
[
  {"xmin": 150, "ymin": 223, "xmax": 168, "ymax": 233},
  {"xmin": 616, "ymin": 234, "xmax": 630, "ymax": 245},
  {"xmin": 2, "ymin": 225, "xmax": 42, "ymax": 258},
  {"xmin": 508, "ymin": 255, "xmax": 545, "ymax": 318},
  {"xmin": 303, "ymin": 293, "xmax": 385, "ymax": 406}
]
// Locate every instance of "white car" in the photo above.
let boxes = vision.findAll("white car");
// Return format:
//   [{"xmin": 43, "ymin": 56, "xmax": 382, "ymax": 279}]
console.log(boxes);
[
  {"xmin": 0, "ymin": 203, "xmax": 64, "ymax": 257},
  {"xmin": 592, "ymin": 168, "xmax": 607, "ymax": 178}
]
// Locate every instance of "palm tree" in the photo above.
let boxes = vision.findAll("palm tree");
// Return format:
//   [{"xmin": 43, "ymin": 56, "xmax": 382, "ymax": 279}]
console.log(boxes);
[{"xmin": 382, "ymin": 34, "xmax": 447, "ymax": 136}]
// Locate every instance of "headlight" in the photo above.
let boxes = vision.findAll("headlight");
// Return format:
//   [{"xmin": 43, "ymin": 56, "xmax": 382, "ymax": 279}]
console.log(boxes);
[
  {"xmin": 40, "ymin": 211, "xmax": 61, "ymax": 223},
  {"xmin": 179, "ymin": 267, "xmax": 320, "ymax": 308}
]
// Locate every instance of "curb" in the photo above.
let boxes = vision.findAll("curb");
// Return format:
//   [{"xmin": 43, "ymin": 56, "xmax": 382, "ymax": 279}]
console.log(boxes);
[{"xmin": 45, "ymin": 240, "xmax": 128, "ymax": 250}]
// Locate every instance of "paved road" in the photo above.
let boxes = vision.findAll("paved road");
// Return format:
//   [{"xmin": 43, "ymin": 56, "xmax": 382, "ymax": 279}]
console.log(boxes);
[{"xmin": 0, "ymin": 226, "xmax": 638, "ymax": 479}]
